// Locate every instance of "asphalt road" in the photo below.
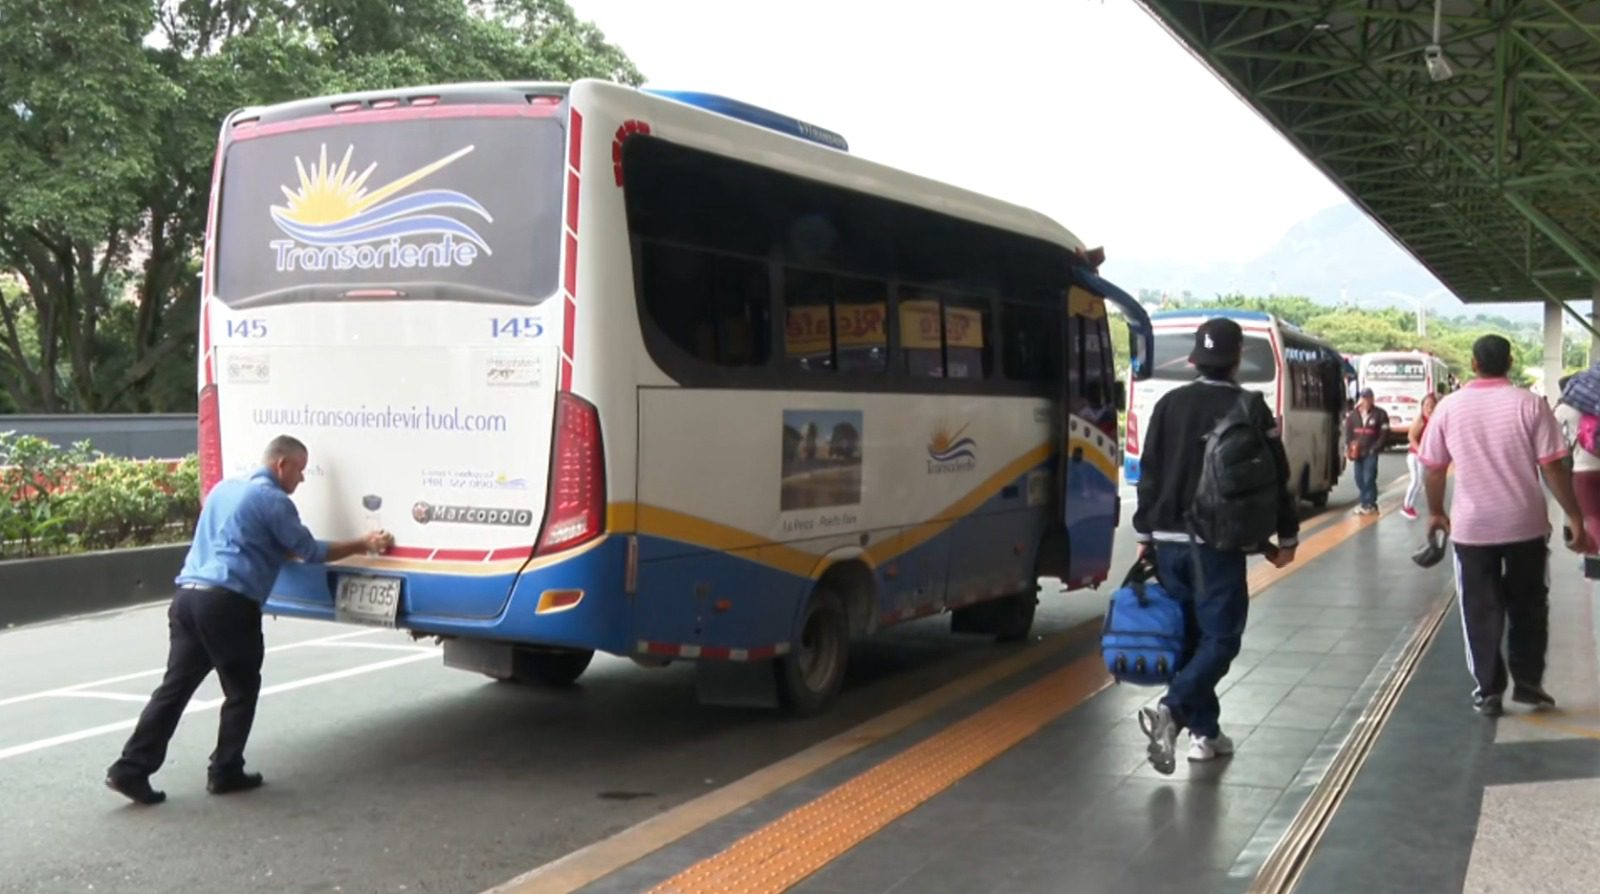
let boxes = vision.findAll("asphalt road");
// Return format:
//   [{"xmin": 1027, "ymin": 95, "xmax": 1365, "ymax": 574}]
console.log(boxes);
[{"xmin": 0, "ymin": 455, "xmax": 1409, "ymax": 894}]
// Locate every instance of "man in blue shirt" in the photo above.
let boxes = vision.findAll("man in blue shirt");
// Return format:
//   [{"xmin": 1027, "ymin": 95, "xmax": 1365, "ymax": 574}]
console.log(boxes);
[{"xmin": 105, "ymin": 435, "xmax": 393, "ymax": 805}]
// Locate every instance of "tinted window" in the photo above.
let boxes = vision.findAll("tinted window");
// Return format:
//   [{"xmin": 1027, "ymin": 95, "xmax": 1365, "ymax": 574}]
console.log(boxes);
[
  {"xmin": 1150, "ymin": 331, "xmax": 1276, "ymax": 383},
  {"xmin": 1001, "ymin": 303, "xmax": 1060, "ymax": 383},
  {"xmin": 216, "ymin": 116, "xmax": 563, "ymax": 306},
  {"xmin": 639, "ymin": 243, "xmax": 770, "ymax": 367},
  {"xmin": 623, "ymin": 135, "xmax": 1072, "ymax": 392}
]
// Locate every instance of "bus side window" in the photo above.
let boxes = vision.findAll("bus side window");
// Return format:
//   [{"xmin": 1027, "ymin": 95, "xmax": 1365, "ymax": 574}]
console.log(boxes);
[
  {"xmin": 836, "ymin": 277, "xmax": 888, "ymax": 374},
  {"xmin": 784, "ymin": 269, "xmax": 835, "ymax": 373},
  {"xmin": 943, "ymin": 296, "xmax": 991, "ymax": 381},
  {"xmin": 643, "ymin": 242, "xmax": 771, "ymax": 368},
  {"xmin": 899, "ymin": 292, "xmax": 945, "ymax": 378},
  {"xmin": 1000, "ymin": 302, "xmax": 1059, "ymax": 383}
]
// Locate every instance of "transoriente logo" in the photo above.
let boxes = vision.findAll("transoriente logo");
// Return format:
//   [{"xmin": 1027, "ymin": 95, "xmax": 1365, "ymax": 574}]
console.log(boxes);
[
  {"xmin": 927, "ymin": 422, "xmax": 977, "ymax": 474},
  {"xmin": 268, "ymin": 144, "xmax": 492, "ymax": 273}
]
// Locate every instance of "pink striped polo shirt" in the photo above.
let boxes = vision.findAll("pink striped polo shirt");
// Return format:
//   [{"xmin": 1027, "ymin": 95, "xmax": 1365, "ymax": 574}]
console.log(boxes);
[{"xmin": 1417, "ymin": 378, "xmax": 1567, "ymax": 545}]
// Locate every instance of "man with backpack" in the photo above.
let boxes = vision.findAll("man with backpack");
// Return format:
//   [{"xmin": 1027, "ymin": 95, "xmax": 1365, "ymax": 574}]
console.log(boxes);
[{"xmin": 1131, "ymin": 317, "xmax": 1299, "ymax": 774}]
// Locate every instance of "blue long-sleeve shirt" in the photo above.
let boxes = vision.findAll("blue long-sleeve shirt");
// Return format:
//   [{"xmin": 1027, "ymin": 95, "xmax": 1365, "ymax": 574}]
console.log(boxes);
[{"xmin": 175, "ymin": 468, "xmax": 329, "ymax": 603}]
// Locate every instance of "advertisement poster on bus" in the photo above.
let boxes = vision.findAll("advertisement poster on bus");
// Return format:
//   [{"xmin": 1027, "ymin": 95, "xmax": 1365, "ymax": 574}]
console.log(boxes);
[{"xmin": 780, "ymin": 409, "xmax": 864, "ymax": 512}]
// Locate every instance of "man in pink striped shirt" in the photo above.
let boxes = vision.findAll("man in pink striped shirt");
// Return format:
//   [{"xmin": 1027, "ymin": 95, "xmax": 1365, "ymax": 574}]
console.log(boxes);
[{"xmin": 1420, "ymin": 335, "xmax": 1592, "ymax": 717}]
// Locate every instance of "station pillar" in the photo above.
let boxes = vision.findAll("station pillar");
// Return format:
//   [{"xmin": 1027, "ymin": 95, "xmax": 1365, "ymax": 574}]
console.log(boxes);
[{"xmin": 1544, "ymin": 300, "xmax": 1564, "ymax": 405}]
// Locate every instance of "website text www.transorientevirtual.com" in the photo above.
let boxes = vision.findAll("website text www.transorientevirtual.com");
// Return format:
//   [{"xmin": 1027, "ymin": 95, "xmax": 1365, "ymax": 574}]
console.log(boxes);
[{"xmin": 254, "ymin": 405, "xmax": 509, "ymax": 433}]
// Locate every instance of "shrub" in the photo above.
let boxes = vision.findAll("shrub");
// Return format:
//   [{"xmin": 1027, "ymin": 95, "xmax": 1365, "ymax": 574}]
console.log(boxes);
[{"xmin": 1, "ymin": 432, "xmax": 198, "ymax": 561}]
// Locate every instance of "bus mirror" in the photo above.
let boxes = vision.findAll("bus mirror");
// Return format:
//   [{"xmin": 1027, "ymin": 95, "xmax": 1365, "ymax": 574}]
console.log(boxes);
[
  {"xmin": 1113, "ymin": 380, "xmax": 1127, "ymax": 413},
  {"xmin": 1128, "ymin": 328, "xmax": 1153, "ymax": 381}
]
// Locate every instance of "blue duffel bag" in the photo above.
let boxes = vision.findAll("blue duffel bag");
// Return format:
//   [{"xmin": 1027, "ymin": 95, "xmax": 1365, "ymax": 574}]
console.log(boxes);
[{"xmin": 1100, "ymin": 555, "xmax": 1186, "ymax": 686}]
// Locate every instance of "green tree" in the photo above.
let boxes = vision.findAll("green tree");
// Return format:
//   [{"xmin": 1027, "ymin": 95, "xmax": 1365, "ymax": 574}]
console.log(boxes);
[
  {"xmin": 0, "ymin": 0, "xmax": 640, "ymax": 413},
  {"xmin": 1300, "ymin": 310, "xmax": 1410, "ymax": 355}
]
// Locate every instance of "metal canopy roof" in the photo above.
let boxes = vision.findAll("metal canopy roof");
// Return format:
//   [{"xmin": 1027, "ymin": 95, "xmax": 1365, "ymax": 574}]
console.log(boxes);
[{"xmin": 1135, "ymin": 1, "xmax": 1600, "ymax": 305}]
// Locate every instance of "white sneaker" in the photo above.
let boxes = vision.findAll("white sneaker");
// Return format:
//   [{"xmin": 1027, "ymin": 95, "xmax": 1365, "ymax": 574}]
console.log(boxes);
[
  {"xmin": 1138, "ymin": 704, "xmax": 1179, "ymax": 775},
  {"xmin": 1187, "ymin": 732, "xmax": 1236, "ymax": 762}
]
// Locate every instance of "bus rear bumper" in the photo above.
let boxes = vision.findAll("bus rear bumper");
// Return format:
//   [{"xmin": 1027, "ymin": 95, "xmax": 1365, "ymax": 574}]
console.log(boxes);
[{"xmin": 263, "ymin": 537, "xmax": 633, "ymax": 655}]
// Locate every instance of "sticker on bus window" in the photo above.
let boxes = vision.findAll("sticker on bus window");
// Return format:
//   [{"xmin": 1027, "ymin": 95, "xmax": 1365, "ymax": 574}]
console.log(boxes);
[{"xmin": 781, "ymin": 410, "xmax": 863, "ymax": 512}]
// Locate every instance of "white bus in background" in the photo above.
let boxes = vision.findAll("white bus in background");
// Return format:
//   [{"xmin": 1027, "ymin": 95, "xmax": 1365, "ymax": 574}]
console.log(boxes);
[
  {"xmin": 1123, "ymin": 310, "xmax": 1346, "ymax": 507},
  {"xmin": 1358, "ymin": 351, "xmax": 1450, "ymax": 445}
]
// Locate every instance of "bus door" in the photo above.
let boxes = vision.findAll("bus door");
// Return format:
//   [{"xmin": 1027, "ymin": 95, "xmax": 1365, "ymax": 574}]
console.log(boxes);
[
  {"xmin": 1052, "ymin": 268, "xmax": 1150, "ymax": 589},
  {"xmin": 1060, "ymin": 286, "xmax": 1119, "ymax": 587}
]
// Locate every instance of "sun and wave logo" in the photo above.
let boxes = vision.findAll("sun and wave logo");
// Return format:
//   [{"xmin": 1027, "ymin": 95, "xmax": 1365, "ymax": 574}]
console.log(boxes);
[
  {"xmin": 268, "ymin": 144, "xmax": 493, "ymax": 273},
  {"xmin": 927, "ymin": 422, "xmax": 977, "ymax": 474}
]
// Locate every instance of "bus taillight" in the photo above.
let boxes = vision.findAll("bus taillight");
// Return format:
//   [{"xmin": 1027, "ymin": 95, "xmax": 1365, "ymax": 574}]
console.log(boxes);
[
  {"xmin": 535, "ymin": 392, "xmax": 607, "ymax": 556},
  {"xmin": 198, "ymin": 384, "xmax": 224, "ymax": 502},
  {"xmin": 1125, "ymin": 411, "xmax": 1140, "ymax": 455}
]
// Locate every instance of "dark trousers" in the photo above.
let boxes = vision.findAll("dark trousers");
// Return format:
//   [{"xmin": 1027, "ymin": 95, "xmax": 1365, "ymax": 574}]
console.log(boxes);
[
  {"xmin": 1453, "ymin": 538, "xmax": 1549, "ymax": 698},
  {"xmin": 109, "ymin": 588, "xmax": 264, "ymax": 781},
  {"xmin": 1154, "ymin": 542, "xmax": 1249, "ymax": 739},
  {"xmin": 1354, "ymin": 452, "xmax": 1380, "ymax": 507}
]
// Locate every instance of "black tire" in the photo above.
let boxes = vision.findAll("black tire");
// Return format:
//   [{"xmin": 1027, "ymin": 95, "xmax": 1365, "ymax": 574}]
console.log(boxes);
[
  {"xmin": 510, "ymin": 648, "xmax": 594, "ymax": 686},
  {"xmin": 992, "ymin": 584, "xmax": 1039, "ymax": 642},
  {"xmin": 775, "ymin": 588, "xmax": 850, "ymax": 716}
]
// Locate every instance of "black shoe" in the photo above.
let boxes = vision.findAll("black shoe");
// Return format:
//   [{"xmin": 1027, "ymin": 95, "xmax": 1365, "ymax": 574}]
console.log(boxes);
[
  {"xmin": 1473, "ymin": 694, "xmax": 1503, "ymax": 717},
  {"xmin": 105, "ymin": 774, "xmax": 166, "ymax": 805},
  {"xmin": 1512, "ymin": 685, "xmax": 1556, "ymax": 710},
  {"xmin": 206, "ymin": 771, "xmax": 264, "ymax": 795}
]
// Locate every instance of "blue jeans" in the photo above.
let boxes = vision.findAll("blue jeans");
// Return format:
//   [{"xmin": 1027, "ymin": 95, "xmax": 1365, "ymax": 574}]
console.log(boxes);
[
  {"xmin": 1354, "ymin": 452, "xmax": 1380, "ymax": 507},
  {"xmin": 1154, "ymin": 542, "xmax": 1249, "ymax": 739}
]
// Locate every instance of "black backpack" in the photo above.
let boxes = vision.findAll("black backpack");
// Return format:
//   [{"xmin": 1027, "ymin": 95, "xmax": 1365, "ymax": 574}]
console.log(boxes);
[{"xmin": 1187, "ymin": 391, "xmax": 1280, "ymax": 551}]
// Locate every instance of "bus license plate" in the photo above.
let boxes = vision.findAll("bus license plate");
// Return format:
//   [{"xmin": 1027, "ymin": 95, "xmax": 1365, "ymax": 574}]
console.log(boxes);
[{"xmin": 335, "ymin": 575, "xmax": 402, "ymax": 627}]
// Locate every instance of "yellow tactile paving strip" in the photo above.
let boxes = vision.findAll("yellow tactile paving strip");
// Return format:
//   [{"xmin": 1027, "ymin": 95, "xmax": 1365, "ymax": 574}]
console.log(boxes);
[
  {"xmin": 645, "ymin": 505, "xmax": 1391, "ymax": 894},
  {"xmin": 648, "ymin": 652, "xmax": 1108, "ymax": 894}
]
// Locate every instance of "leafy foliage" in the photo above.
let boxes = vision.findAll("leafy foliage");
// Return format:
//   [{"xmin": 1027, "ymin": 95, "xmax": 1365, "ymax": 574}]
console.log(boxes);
[
  {"xmin": 0, "ymin": 432, "xmax": 200, "ymax": 559},
  {"xmin": 0, "ymin": 0, "xmax": 640, "ymax": 412}
]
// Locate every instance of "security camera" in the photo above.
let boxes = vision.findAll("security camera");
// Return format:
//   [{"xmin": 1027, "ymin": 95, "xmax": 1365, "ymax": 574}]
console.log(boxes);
[{"xmin": 1424, "ymin": 44, "xmax": 1454, "ymax": 82}]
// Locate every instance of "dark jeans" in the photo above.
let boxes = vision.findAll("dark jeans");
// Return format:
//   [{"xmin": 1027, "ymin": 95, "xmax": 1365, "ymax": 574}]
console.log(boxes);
[
  {"xmin": 1154, "ymin": 541, "xmax": 1249, "ymax": 739},
  {"xmin": 109, "ymin": 588, "xmax": 264, "ymax": 781},
  {"xmin": 1354, "ymin": 452, "xmax": 1380, "ymax": 507},
  {"xmin": 1453, "ymin": 538, "xmax": 1549, "ymax": 698}
]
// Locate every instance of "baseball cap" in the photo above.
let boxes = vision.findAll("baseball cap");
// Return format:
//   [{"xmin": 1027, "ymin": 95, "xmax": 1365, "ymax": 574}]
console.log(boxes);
[{"xmin": 1189, "ymin": 318, "xmax": 1244, "ymax": 367}]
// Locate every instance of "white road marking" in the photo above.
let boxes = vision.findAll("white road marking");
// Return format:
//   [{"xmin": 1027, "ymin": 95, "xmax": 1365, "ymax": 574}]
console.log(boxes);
[
  {"xmin": 0, "ymin": 628, "xmax": 383, "ymax": 708},
  {"xmin": 303, "ymin": 640, "xmax": 437, "ymax": 654},
  {"xmin": 50, "ymin": 691, "xmax": 152, "ymax": 704},
  {"xmin": 0, "ymin": 649, "xmax": 440, "ymax": 762}
]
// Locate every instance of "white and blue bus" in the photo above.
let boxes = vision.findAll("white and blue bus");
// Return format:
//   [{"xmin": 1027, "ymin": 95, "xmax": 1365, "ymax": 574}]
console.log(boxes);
[
  {"xmin": 197, "ymin": 80, "xmax": 1151, "ymax": 712},
  {"xmin": 1124, "ymin": 310, "xmax": 1345, "ymax": 506}
]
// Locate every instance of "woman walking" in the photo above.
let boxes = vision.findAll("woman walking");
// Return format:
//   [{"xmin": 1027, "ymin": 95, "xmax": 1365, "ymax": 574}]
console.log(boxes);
[{"xmin": 1402, "ymin": 392, "xmax": 1440, "ymax": 520}]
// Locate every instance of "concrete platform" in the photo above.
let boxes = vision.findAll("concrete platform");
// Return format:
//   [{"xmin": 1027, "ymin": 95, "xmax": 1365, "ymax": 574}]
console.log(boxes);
[{"xmin": 532, "ymin": 495, "xmax": 1599, "ymax": 894}]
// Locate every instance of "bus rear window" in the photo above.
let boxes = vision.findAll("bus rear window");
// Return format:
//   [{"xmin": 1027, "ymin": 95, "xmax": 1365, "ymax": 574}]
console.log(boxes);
[
  {"xmin": 1150, "ymin": 332, "xmax": 1276, "ymax": 384},
  {"xmin": 214, "ymin": 114, "xmax": 564, "ymax": 306}
]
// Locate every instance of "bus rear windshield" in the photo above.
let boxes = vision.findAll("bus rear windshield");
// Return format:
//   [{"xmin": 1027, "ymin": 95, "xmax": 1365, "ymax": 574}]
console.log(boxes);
[
  {"xmin": 1150, "ymin": 332, "xmax": 1275, "ymax": 384},
  {"xmin": 1366, "ymin": 360, "xmax": 1425, "ymax": 380},
  {"xmin": 214, "ymin": 114, "xmax": 563, "ymax": 307}
]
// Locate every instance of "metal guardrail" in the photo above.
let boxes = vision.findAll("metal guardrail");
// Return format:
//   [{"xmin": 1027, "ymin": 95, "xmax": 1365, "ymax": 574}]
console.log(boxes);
[{"xmin": 0, "ymin": 414, "xmax": 197, "ymax": 460}]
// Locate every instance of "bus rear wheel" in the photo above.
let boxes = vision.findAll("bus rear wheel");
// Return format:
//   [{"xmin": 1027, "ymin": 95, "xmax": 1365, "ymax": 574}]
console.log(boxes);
[
  {"xmin": 992, "ymin": 585, "xmax": 1039, "ymax": 642},
  {"xmin": 952, "ymin": 584, "xmax": 1038, "ymax": 642},
  {"xmin": 775, "ymin": 587, "xmax": 849, "ymax": 716},
  {"xmin": 507, "ymin": 647, "xmax": 595, "ymax": 686}
]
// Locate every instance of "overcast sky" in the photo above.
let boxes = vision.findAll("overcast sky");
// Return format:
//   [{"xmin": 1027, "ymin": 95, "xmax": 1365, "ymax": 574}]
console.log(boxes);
[{"xmin": 566, "ymin": 0, "xmax": 1351, "ymax": 269}]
